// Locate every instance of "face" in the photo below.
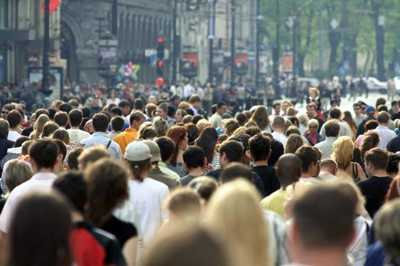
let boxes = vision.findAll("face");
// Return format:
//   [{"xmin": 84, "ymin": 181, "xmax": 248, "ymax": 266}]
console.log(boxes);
[
  {"xmin": 179, "ymin": 134, "xmax": 189, "ymax": 150},
  {"xmin": 218, "ymin": 105, "xmax": 227, "ymax": 115},
  {"xmin": 175, "ymin": 110, "xmax": 183, "ymax": 122},
  {"xmin": 353, "ymin": 105, "xmax": 362, "ymax": 115},
  {"xmin": 309, "ymin": 124, "xmax": 318, "ymax": 133}
]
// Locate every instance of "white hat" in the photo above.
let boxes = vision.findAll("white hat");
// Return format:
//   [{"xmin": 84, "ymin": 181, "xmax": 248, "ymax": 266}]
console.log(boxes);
[{"xmin": 124, "ymin": 141, "xmax": 152, "ymax": 162}]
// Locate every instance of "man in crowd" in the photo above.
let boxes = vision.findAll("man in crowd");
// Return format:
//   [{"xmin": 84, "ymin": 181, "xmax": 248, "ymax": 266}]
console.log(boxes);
[
  {"xmin": 374, "ymin": 111, "xmax": 396, "ymax": 150},
  {"xmin": 114, "ymin": 111, "xmax": 145, "ymax": 154},
  {"xmin": 295, "ymin": 145, "xmax": 321, "ymax": 184},
  {"xmin": 315, "ymin": 120, "xmax": 340, "ymax": 159},
  {"xmin": 67, "ymin": 109, "xmax": 90, "ymax": 145},
  {"xmin": 271, "ymin": 116, "xmax": 288, "ymax": 146},
  {"xmin": 180, "ymin": 146, "xmax": 207, "ymax": 186},
  {"xmin": 209, "ymin": 102, "xmax": 227, "ymax": 129},
  {"xmin": 81, "ymin": 113, "xmax": 121, "ymax": 159}
]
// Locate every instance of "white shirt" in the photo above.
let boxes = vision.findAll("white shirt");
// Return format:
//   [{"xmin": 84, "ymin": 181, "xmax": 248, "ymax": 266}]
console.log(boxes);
[
  {"xmin": 0, "ymin": 172, "xmax": 57, "ymax": 233},
  {"xmin": 7, "ymin": 130, "xmax": 21, "ymax": 142},
  {"xmin": 374, "ymin": 125, "xmax": 396, "ymax": 149},
  {"xmin": 80, "ymin": 132, "xmax": 121, "ymax": 159},
  {"xmin": 314, "ymin": 137, "xmax": 337, "ymax": 159},
  {"xmin": 67, "ymin": 128, "xmax": 90, "ymax": 145},
  {"xmin": 209, "ymin": 113, "xmax": 223, "ymax": 129},
  {"xmin": 272, "ymin": 131, "xmax": 288, "ymax": 146},
  {"xmin": 114, "ymin": 178, "xmax": 169, "ymax": 244},
  {"xmin": 320, "ymin": 120, "xmax": 353, "ymax": 139}
]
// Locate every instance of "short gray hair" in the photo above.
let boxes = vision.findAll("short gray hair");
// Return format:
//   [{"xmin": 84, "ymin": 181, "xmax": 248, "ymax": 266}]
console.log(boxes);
[{"xmin": 4, "ymin": 160, "xmax": 33, "ymax": 192}]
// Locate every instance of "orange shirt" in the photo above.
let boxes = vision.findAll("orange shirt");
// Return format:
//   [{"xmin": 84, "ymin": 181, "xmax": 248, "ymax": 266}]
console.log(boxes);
[{"xmin": 113, "ymin": 128, "xmax": 139, "ymax": 154}]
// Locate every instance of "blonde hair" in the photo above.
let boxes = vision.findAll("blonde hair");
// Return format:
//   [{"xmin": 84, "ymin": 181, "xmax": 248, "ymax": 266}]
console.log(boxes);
[
  {"xmin": 249, "ymin": 106, "xmax": 270, "ymax": 130},
  {"xmin": 164, "ymin": 188, "xmax": 201, "ymax": 221},
  {"xmin": 285, "ymin": 134, "xmax": 304, "ymax": 154},
  {"xmin": 206, "ymin": 179, "xmax": 270, "ymax": 266},
  {"xmin": 78, "ymin": 146, "xmax": 110, "ymax": 170},
  {"xmin": 196, "ymin": 119, "xmax": 212, "ymax": 133},
  {"xmin": 307, "ymin": 119, "xmax": 319, "ymax": 129},
  {"xmin": 31, "ymin": 114, "xmax": 50, "ymax": 139},
  {"xmin": 331, "ymin": 136, "xmax": 354, "ymax": 170}
]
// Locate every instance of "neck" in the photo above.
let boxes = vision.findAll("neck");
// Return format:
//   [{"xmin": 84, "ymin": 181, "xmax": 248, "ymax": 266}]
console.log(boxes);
[
  {"xmin": 302, "ymin": 171, "xmax": 315, "ymax": 178},
  {"xmin": 370, "ymin": 169, "xmax": 388, "ymax": 177},
  {"xmin": 379, "ymin": 123, "xmax": 388, "ymax": 127},
  {"xmin": 273, "ymin": 128, "xmax": 284, "ymax": 133},
  {"xmin": 189, "ymin": 167, "xmax": 204, "ymax": 176},
  {"xmin": 35, "ymin": 168, "xmax": 54, "ymax": 174},
  {"xmin": 253, "ymin": 160, "xmax": 268, "ymax": 166},
  {"xmin": 292, "ymin": 247, "xmax": 348, "ymax": 266},
  {"xmin": 71, "ymin": 211, "xmax": 84, "ymax": 222}
]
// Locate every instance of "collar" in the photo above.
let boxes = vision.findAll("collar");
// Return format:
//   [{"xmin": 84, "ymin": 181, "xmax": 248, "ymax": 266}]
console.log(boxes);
[
  {"xmin": 92, "ymin": 131, "xmax": 109, "ymax": 137},
  {"xmin": 31, "ymin": 172, "xmax": 57, "ymax": 181}
]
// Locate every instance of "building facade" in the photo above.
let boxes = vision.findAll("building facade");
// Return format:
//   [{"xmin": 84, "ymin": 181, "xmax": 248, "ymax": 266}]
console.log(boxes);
[{"xmin": 61, "ymin": 0, "xmax": 172, "ymax": 85}]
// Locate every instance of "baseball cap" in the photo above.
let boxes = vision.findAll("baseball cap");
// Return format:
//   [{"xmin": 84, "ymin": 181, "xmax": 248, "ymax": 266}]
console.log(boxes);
[
  {"xmin": 143, "ymin": 140, "xmax": 161, "ymax": 163},
  {"xmin": 124, "ymin": 141, "xmax": 152, "ymax": 162},
  {"xmin": 365, "ymin": 106, "xmax": 375, "ymax": 114}
]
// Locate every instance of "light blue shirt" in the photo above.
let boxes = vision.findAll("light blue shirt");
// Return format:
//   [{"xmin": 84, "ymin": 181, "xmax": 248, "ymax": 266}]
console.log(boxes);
[{"xmin": 80, "ymin": 132, "xmax": 121, "ymax": 159}]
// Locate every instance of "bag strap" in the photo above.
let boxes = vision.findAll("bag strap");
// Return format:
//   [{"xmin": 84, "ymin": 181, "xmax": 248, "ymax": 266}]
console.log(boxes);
[{"xmin": 106, "ymin": 139, "xmax": 112, "ymax": 149}]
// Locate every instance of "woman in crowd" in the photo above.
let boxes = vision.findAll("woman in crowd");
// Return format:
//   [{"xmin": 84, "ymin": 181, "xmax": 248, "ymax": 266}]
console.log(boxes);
[
  {"xmin": 206, "ymin": 179, "xmax": 271, "ymax": 266},
  {"xmin": 285, "ymin": 134, "xmax": 305, "ymax": 154},
  {"xmin": 195, "ymin": 127, "xmax": 218, "ymax": 167},
  {"xmin": 30, "ymin": 114, "xmax": 49, "ymax": 139},
  {"xmin": 249, "ymin": 106, "xmax": 271, "ymax": 132},
  {"xmin": 360, "ymin": 132, "xmax": 380, "ymax": 161},
  {"xmin": 7, "ymin": 192, "xmax": 72, "ymax": 266},
  {"xmin": 85, "ymin": 158, "xmax": 138, "ymax": 266},
  {"xmin": 343, "ymin": 111, "xmax": 358, "ymax": 139},
  {"xmin": 304, "ymin": 119, "xmax": 320, "ymax": 146},
  {"xmin": 331, "ymin": 136, "xmax": 366, "ymax": 182},
  {"xmin": 167, "ymin": 126, "xmax": 189, "ymax": 176}
]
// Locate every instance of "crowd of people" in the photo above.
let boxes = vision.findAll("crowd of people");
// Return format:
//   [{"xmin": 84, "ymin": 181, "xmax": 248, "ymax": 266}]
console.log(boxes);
[{"xmin": 0, "ymin": 83, "xmax": 400, "ymax": 266}]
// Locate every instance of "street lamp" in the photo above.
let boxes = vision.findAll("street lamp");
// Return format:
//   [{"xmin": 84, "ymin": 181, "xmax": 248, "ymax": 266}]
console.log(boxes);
[
  {"xmin": 42, "ymin": 0, "xmax": 50, "ymax": 92},
  {"xmin": 208, "ymin": 0, "xmax": 217, "ymax": 84},
  {"xmin": 230, "ymin": 0, "xmax": 236, "ymax": 87},
  {"xmin": 255, "ymin": 0, "xmax": 262, "ymax": 90}
]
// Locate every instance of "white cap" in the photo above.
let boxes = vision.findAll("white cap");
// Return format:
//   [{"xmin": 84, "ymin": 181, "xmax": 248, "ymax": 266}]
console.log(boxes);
[{"xmin": 124, "ymin": 141, "xmax": 152, "ymax": 162}]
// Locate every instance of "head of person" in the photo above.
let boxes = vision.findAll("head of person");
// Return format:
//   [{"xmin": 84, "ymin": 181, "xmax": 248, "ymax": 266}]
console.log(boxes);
[
  {"xmin": 183, "ymin": 146, "xmax": 206, "ymax": 172},
  {"xmin": 273, "ymin": 102, "xmax": 281, "ymax": 114},
  {"xmin": 375, "ymin": 199, "xmax": 400, "ymax": 263},
  {"xmin": 250, "ymin": 106, "xmax": 270, "ymax": 130},
  {"xmin": 224, "ymin": 119, "xmax": 240, "ymax": 136},
  {"xmin": 286, "ymin": 125, "xmax": 301, "ymax": 136},
  {"xmin": 220, "ymin": 162, "xmax": 253, "ymax": 184},
  {"xmin": 0, "ymin": 118, "xmax": 9, "ymax": 139},
  {"xmin": 156, "ymin": 136, "xmax": 176, "ymax": 163},
  {"xmin": 205, "ymin": 179, "xmax": 268, "ymax": 266},
  {"xmin": 68, "ymin": 109, "xmax": 83, "ymax": 128},
  {"xmin": 53, "ymin": 171, "xmax": 87, "ymax": 214},
  {"xmin": 66, "ymin": 147, "xmax": 83, "ymax": 170},
  {"xmin": 52, "ymin": 128, "xmax": 70, "ymax": 145},
  {"xmin": 216, "ymin": 102, "xmax": 227, "ymax": 116},
  {"xmin": 364, "ymin": 119, "xmax": 379, "ymax": 132},
  {"xmin": 85, "ymin": 158, "xmax": 129, "ymax": 226},
  {"xmin": 157, "ymin": 102, "xmax": 169, "ymax": 119},
  {"xmin": 142, "ymin": 224, "xmax": 232, "ymax": 266},
  {"xmin": 152, "ymin": 116, "xmax": 169, "ymax": 137},
  {"xmin": 167, "ymin": 126, "xmax": 188, "ymax": 166},
  {"xmin": 276, "ymin": 154, "xmax": 302, "ymax": 189},
  {"xmin": 6, "ymin": 110, "xmax": 22, "ymax": 129},
  {"xmin": 376, "ymin": 97, "xmax": 386, "ymax": 109},
  {"xmin": 134, "ymin": 98, "xmax": 145, "ymax": 111},
  {"xmin": 387, "ymin": 154, "xmax": 400, "ymax": 178},
  {"xmin": 185, "ymin": 123, "xmax": 199, "ymax": 145},
  {"xmin": 353, "ymin": 103, "xmax": 362, "ymax": 116},
  {"xmin": 194, "ymin": 127, "xmax": 218, "ymax": 164},
  {"xmin": 110, "ymin": 116, "xmax": 125, "ymax": 132},
  {"xmin": 272, "ymin": 116, "xmax": 286, "ymax": 132},
  {"xmin": 164, "ymin": 188, "xmax": 202, "ymax": 222},
  {"xmin": 325, "ymin": 120, "xmax": 340, "ymax": 138},
  {"xmin": 130, "ymin": 111, "xmax": 146, "ymax": 130},
  {"xmin": 78, "ymin": 146, "xmax": 110, "ymax": 171},
  {"xmin": 189, "ymin": 95, "xmax": 202, "ymax": 109},
  {"xmin": 28, "ymin": 139, "xmax": 60, "ymax": 172},
  {"xmin": 331, "ymin": 136, "xmax": 354, "ymax": 170},
  {"xmin": 32, "ymin": 114, "xmax": 50, "ymax": 138},
  {"xmin": 248, "ymin": 134, "xmax": 271, "ymax": 163},
  {"xmin": 188, "ymin": 176, "xmax": 218, "ymax": 204},
  {"xmin": 377, "ymin": 111, "xmax": 390, "ymax": 126},
  {"xmin": 295, "ymin": 145, "xmax": 321, "ymax": 177},
  {"xmin": 4, "ymin": 159, "xmax": 33, "ymax": 192},
  {"xmin": 41, "ymin": 121, "xmax": 59, "ymax": 138},
  {"xmin": 329, "ymin": 108, "xmax": 342, "ymax": 120},
  {"xmin": 285, "ymin": 134, "xmax": 304, "ymax": 154},
  {"xmin": 125, "ymin": 141, "xmax": 152, "ymax": 182},
  {"xmin": 320, "ymin": 159, "xmax": 338, "ymax": 176},
  {"xmin": 288, "ymin": 183, "xmax": 356, "ymax": 262},
  {"xmin": 54, "ymin": 111, "xmax": 69, "ymax": 128},
  {"xmin": 175, "ymin": 108, "xmax": 187, "ymax": 123},
  {"xmin": 92, "ymin": 113, "xmax": 109, "ymax": 132},
  {"xmin": 219, "ymin": 140, "xmax": 244, "ymax": 168},
  {"xmin": 307, "ymin": 119, "xmax": 319, "ymax": 133},
  {"xmin": 118, "ymin": 100, "xmax": 132, "ymax": 116},
  {"xmin": 364, "ymin": 148, "xmax": 389, "ymax": 176},
  {"xmin": 8, "ymin": 192, "xmax": 72, "ymax": 266}
]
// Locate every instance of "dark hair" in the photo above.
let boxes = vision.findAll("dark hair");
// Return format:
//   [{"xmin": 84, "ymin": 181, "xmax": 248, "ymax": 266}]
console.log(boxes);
[
  {"xmin": 134, "ymin": 98, "xmax": 144, "ymax": 111},
  {"xmin": 364, "ymin": 120, "xmax": 379, "ymax": 131},
  {"xmin": 292, "ymin": 183, "xmax": 356, "ymax": 248},
  {"xmin": 365, "ymin": 148, "xmax": 389, "ymax": 170},
  {"xmin": 377, "ymin": 111, "xmax": 390, "ymax": 124},
  {"xmin": 66, "ymin": 147, "xmax": 84, "ymax": 170},
  {"xmin": 118, "ymin": 100, "xmax": 132, "ymax": 109},
  {"xmin": 361, "ymin": 132, "xmax": 380, "ymax": 158},
  {"xmin": 188, "ymin": 177, "xmax": 218, "ymax": 202},
  {"xmin": 195, "ymin": 127, "xmax": 218, "ymax": 164},
  {"xmin": 249, "ymin": 134, "xmax": 271, "ymax": 162},
  {"xmin": 6, "ymin": 110, "xmax": 22, "ymax": 128},
  {"xmin": 185, "ymin": 123, "xmax": 199, "ymax": 145},
  {"xmin": 68, "ymin": 109, "xmax": 83, "ymax": 128},
  {"xmin": 220, "ymin": 162, "xmax": 252, "ymax": 183},
  {"xmin": 376, "ymin": 97, "xmax": 386, "ymax": 109},
  {"xmin": 92, "ymin": 113, "xmax": 109, "ymax": 132},
  {"xmin": 86, "ymin": 158, "xmax": 129, "ymax": 226},
  {"xmin": 183, "ymin": 146, "xmax": 205, "ymax": 170},
  {"xmin": 111, "ymin": 116, "xmax": 125, "ymax": 132},
  {"xmin": 295, "ymin": 145, "xmax": 321, "ymax": 172},
  {"xmin": 263, "ymin": 133, "xmax": 284, "ymax": 166},
  {"xmin": 127, "ymin": 159, "xmax": 152, "ymax": 182},
  {"xmin": 53, "ymin": 139, "xmax": 67, "ymax": 161},
  {"xmin": 329, "ymin": 108, "xmax": 342, "ymax": 119},
  {"xmin": 0, "ymin": 118, "xmax": 9, "ymax": 139},
  {"xmin": 224, "ymin": 119, "xmax": 240, "ymax": 136},
  {"xmin": 129, "ymin": 111, "xmax": 145, "ymax": 126},
  {"xmin": 110, "ymin": 107, "xmax": 122, "ymax": 116},
  {"xmin": 387, "ymin": 154, "xmax": 400, "ymax": 176},
  {"xmin": 54, "ymin": 111, "xmax": 69, "ymax": 128},
  {"xmin": 156, "ymin": 137, "xmax": 176, "ymax": 162},
  {"xmin": 192, "ymin": 115, "xmax": 203, "ymax": 125},
  {"xmin": 276, "ymin": 154, "xmax": 302, "ymax": 188},
  {"xmin": 140, "ymin": 127, "xmax": 158, "ymax": 140},
  {"xmin": 8, "ymin": 192, "xmax": 72, "ymax": 266},
  {"xmin": 59, "ymin": 103, "xmax": 72, "ymax": 113},
  {"xmin": 53, "ymin": 171, "xmax": 87, "ymax": 213},
  {"xmin": 219, "ymin": 140, "xmax": 243, "ymax": 163},
  {"xmin": 29, "ymin": 139, "xmax": 59, "ymax": 169},
  {"xmin": 42, "ymin": 121, "xmax": 59, "ymax": 138},
  {"xmin": 325, "ymin": 120, "xmax": 340, "ymax": 137},
  {"xmin": 52, "ymin": 129, "xmax": 70, "ymax": 145},
  {"xmin": 235, "ymin": 112, "xmax": 247, "ymax": 126}
]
